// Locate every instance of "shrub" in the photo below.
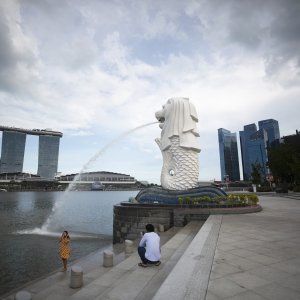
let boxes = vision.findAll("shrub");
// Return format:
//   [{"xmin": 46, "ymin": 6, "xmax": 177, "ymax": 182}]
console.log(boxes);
[
  {"xmin": 184, "ymin": 196, "xmax": 192, "ymax": 204},
  {"xmin": 212, "ymin": 197, "xmax": 221, "ymax": 204},
  {"xmin": 176, "ymin": 194, "xmax": 259, "ymax": 206},
  {"xmin": 247, "ymin": 194, "xmax": 259, "ymax": 205},
  {"xmin": 239, "ymin": 194, "xmax": 247, "ymax": 204}
]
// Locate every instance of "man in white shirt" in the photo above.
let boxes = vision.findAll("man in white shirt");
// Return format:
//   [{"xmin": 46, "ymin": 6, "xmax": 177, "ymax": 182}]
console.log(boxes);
[{"xmin": 138, "ymin": 224, "xmax": 161, "ymax": 267}]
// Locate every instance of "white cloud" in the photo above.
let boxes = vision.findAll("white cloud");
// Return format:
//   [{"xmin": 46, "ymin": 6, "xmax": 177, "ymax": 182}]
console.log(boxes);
[
  {"xmin": 0, "ymin": 0, "xmax": 299, "ymax": 182},
  {"xmin": 69, "ymin": 130, "xmax": 94, "ymax": 137},
  {"xmin": 0, "ymin": 0, "xmax": 40, "ymax": 97}
]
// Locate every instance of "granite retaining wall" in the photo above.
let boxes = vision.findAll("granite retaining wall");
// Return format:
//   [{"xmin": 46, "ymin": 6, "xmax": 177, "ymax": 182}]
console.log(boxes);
[{"xmin": 113, "ymin": 202, "xmax": 262, "ymax": 243}]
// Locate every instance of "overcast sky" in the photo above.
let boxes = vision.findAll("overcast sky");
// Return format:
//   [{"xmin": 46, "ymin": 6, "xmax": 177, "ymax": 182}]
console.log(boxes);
[{"xmin": 0, "ymin": 0, "xmax": 299, "ymax": 183}]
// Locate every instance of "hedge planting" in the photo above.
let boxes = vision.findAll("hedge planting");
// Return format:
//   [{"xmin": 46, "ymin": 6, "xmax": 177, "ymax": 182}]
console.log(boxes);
[{"xmin": 177, "ymin": 194, "xmax": 259, "ymax": 207}]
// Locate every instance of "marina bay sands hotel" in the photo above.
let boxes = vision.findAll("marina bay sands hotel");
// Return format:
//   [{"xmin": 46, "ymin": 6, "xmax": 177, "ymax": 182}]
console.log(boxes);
[{"xmin": 0, "ymin": 125, "xmax": 63, "ymax": 178}]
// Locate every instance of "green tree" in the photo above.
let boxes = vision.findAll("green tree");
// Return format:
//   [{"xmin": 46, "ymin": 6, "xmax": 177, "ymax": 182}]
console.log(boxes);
[
  {"xmin": 250, "ymin": 162, "xmax": 263, "ymax": 184},
  {"xmin": 267, "ymin": 142, "xmax": 300, "ymax": 185}
]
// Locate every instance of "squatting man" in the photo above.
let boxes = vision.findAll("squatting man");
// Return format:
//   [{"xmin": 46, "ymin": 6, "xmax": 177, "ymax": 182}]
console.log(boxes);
[{"xmin": 138, "ymin": 224, "xmax": 161, "ymax": 267}]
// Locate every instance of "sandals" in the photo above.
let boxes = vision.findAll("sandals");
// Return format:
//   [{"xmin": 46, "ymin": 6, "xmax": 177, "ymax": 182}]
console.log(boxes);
[
  {"xmin": 155, "ymin": 261, "xmax": 161, "ymax": 266},
  {"xmin": 138, "ymin": 262, "xmax": 148, "ymax": 267}
]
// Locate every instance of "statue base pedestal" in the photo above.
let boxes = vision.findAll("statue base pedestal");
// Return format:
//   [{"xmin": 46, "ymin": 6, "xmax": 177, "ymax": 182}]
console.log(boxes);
[{"xmin": 135, "ymin": 186, "xmax": 227, "ymax": 204}]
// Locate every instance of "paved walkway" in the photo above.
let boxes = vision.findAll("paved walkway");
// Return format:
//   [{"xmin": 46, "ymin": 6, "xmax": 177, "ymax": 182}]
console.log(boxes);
[
  {"xmin": 2, "ymin": 194, "xmax": 300, "ymax": 300},
  {"xmin": 206, "ymin": 195, "xmax": 300, "ymax": 300}
]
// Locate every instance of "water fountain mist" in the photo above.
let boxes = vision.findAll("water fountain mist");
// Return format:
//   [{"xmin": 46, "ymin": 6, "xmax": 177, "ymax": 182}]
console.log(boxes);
[{"xmin": 40, "ymin": 121, "xmax": 158, "ymax": 234}]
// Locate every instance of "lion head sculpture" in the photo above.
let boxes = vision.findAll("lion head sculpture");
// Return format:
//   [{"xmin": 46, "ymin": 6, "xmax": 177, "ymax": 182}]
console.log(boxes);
[
  {"xmin": 155, "ymin": 97, "xmax": 200, "ymax": 152},
  {"xmin": 155, "ymin": 97, "xmax": 201, "ymax": 190}
]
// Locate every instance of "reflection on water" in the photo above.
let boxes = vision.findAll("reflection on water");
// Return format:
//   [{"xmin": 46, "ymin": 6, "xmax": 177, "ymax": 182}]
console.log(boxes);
[{"xmin": 0, "ymin": 190, "xmax": 138, "ymax": 296}]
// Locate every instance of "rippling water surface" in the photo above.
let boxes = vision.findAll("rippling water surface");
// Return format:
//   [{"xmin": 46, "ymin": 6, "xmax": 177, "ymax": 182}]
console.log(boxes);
[{"xmin": 0, "ymin": 191, "xmax": 138, "ymax": 296}]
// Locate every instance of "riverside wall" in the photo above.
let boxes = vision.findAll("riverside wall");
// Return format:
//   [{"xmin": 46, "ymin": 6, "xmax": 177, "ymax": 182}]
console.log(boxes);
[{"xmin": 113, "ymin": 202, "xmax": 262, "ymax": 243}]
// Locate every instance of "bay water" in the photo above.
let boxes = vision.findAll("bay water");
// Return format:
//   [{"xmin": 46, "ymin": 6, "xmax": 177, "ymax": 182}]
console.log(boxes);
[{"xmin": 0, "ymin": 191, "xmax": 138, "ymax": 296}]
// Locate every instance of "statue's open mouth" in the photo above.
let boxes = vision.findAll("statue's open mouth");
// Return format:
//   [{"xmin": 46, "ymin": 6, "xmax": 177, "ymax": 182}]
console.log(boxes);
[
  {"xmin": 157, "ymin": 117, "xmax": 165, "ymax": 129},
  {"xmin": 155, "ymin": 110, "xmax": 165, "ymax": 129}
]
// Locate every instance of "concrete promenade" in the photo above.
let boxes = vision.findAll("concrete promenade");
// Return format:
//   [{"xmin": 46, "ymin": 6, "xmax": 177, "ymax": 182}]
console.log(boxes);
[
  {"xmin": 206, "ymin": 194, "xmax": 300, "ymax": 300},
  {"xmin": 2, "ymin": 194, "xmax": 300, "ymax": 299}
]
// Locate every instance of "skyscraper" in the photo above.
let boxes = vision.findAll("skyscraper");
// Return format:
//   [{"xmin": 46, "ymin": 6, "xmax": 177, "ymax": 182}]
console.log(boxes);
[
  {"xmin": 239, "ymin": 119, "xmax": 280, "ymax": 181},
  {"xmin": 0, "ymin": 126, "xmax": 62, "ymax": 177},
  {"xmin": 0, "ymin": 130, "xmax": 26, "ymax": 173},
  {"xmin": 218, "ymin": 128, "xmax": 240, "ymax": 181},
  {"xmin": 37, "ymin": 135, "xmax": 61, "ymax": 178},
  {"xmin": 258, "ymin": 119, "xmax": 280, "ymax": 148},
  {"xmin": 239, "ymin": 124, "xmax": 258, "ymax": 181}
]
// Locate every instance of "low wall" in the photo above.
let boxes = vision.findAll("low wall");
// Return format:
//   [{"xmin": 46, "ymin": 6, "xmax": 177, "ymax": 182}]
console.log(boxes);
[
  {"xmin": 113, "ymin": 202, "xmax": 262, "ymax": 243},
  {"xmin": 113, "ymin": 203, "xmax": 175, "ymax": 243}
]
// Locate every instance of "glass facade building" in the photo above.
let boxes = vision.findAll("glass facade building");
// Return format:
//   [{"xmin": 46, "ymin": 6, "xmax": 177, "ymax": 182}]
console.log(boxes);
[
  {"xmin": 239, "ymin": 120, "xmax": 278, "ymax": 181},
  {"xmin": 239, "ymin": 124, "xmax": 258, "ymax": 181},
  {"xmin": 218, "ymin": 128, "xmax": 240, "ymax": 181},
  {"xmin": 0, "ymin": 126, "xmax": 62, "ymax": 178},
  {"xmin": 0, "ymin": 131, "xmax": 26, "ymax": 173},
  {"xmin": 37, "ymin": 135, "xmax": 61, "ymax": 178},
  {"xmin": 258, "ymin": 119, "xmax": 280, "ymax": 148}
]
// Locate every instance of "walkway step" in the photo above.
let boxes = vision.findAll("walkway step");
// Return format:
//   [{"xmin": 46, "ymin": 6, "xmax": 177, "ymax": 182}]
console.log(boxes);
[
  {"xmin": 8, "ymin": 247, "xmax": 130, "ymax": 300},
  {"xmin": 7, "ymin": 223, "xmax": 202, "ymax": 300},
  {"xmin": 134, "ymin": 222, "xmax": 202, "ymax": 300},
  {"xmin": 153, "ymin": 215, "xmax": 222, "ymax": 300},
  {"xmin": 69, "ymin": 221, "xmax": 203, "ymax": 300}
]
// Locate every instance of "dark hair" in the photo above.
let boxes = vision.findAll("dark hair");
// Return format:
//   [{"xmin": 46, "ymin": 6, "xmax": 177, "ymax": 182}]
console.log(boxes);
[
  {"xmin": 63, "ymin": 231, "xmax": 70, "ymax": 238},
  {"xmin": 145, "ymin": 224, "xmax": 155, "ymax": 232}
]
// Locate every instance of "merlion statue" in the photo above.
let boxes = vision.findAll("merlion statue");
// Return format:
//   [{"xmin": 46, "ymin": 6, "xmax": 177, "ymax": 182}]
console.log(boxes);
[
  {"xmin": 135, "ymin": 97, "xmax": 226, "ymax": 203},
  {"xmin": 155, "ymin": 97, "xmax": 201, "ymax": 190}
]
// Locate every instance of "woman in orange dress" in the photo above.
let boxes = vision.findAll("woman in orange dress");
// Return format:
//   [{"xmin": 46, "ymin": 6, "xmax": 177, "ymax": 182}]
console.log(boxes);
[{"xmin": 59, "ymin": 231, "xmax": 70, "ymax": 272}]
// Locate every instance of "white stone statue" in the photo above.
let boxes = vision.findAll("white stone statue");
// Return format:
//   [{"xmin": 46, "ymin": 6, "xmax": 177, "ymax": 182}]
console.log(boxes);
[{"xmin": 155, "ymin": 97, "xmax": 201, "ymax": 190}]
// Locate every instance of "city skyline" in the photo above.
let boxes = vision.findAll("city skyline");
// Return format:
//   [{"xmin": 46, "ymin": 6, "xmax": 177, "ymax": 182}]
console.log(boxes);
[
  {"xmin": 0, "ymin": 120, "xmax": 294, "ymax": 182},
  {"xmin": 0, "ymin": 0, "xmax": 299, "ymax": 183}
]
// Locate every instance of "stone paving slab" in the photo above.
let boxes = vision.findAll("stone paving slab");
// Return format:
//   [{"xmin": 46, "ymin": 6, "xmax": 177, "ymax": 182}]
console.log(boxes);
[{"xmin": 206, "ymin": 195, "xmax": 300, "ymax": 300}]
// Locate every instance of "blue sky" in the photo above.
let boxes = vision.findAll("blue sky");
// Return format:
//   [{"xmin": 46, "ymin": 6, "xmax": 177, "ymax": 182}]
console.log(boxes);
[{"xmin": 0, "ymin": 0, "xmax": 299, "ymax": 184}]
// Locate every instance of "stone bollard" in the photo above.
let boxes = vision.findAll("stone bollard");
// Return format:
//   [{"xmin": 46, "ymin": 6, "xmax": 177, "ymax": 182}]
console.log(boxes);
[
  {"xmin": 15, "ymin": 291, "xmax": 32, "ymax": 300},
  {"xmin": 103, "ymin": 250, "xmax": 113, "ymax": 267},
  {"xmin": 70, "ymin": 265, "xmax": 83, "ymax": 289},
  {"xmin": 158, "ymin": 224, "xmax": 165, "ymax": 232},
  {"xmin": 125, "ymin": 239, "xmax": 133, "ymax": 255}
]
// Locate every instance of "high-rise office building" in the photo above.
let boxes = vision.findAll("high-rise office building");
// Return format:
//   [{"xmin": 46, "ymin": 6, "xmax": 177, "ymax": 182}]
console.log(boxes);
[
  {"xmin": 258, "ymin": 119, "xmax": 280, "ymax": 148},
  {"xmin": 0, "ymin": 131, "xmax": 26, "ymax": 173},
  {"xmin": 239, "ymin": 119, "xmax": 279, "ymax": 181},
  {"xmin": 37, "ymin": 135, "xmax": 61, "ymax": 178},
  {"xmin": 0, "ymin": 126, "xmax": 62, "ymax": 177},
  {"xmin": 240, "ymin": 124, "xmax": 258, "ymax": 181},
  {"xmin": 218, "ymin": 128, "xmax": 240, "ymax": 181}
]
